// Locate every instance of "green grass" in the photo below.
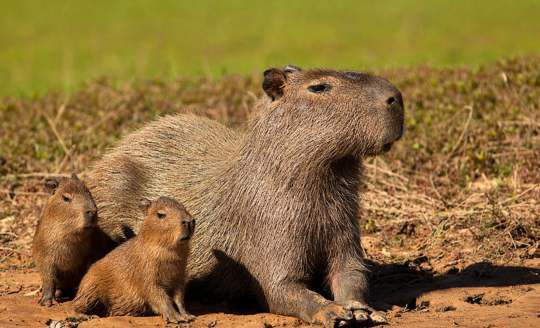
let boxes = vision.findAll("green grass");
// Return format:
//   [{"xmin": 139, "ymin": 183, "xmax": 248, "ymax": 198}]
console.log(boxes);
[{"xmin": 1, "ymin": 0, "xmax": 540, "ymax": 97}]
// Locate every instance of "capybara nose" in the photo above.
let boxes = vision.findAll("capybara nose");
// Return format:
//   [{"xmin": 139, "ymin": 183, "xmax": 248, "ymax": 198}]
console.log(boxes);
[
  {"xmin": 182, "ymin": 218, "xmax": 195, "ymax": 234},
  {"xmin": 84, "ymin": 209, "xmax": 97, "ymax": 225},
  {"xmin": 386, "ymin": 91, "xmax": 403, "ymax": 110}
]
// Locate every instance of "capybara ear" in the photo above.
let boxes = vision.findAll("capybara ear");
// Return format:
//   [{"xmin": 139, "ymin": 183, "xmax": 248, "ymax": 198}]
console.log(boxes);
[
  {"xmin": 44, "ymin": 178, "xmax": 59, "ymax": 194},
  {"xmin": 283, "ymin": 64, "xmax": 301, "ymax": 73},
  {"xmin": 138, "ymin": 198, "xmax": 152, "ymax": 215},
  {"xmin": 263, "ymin": 68, "xmax": 287, "ymax": 101},
  {"xmin": 71, "ymin": 173, "xmax": 80, "ymax": 181}
]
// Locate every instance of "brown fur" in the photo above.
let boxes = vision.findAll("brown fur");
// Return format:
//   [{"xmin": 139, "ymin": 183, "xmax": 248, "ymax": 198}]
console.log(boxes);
[
  {"xmin": 32, "ymin": 174, "xmax": 110, "ymax": 306},
  {"xmin": 87, "ymin": 66, "xmax": 404, "ymax": 326},
  {"xmin": 73, "ymin": 196, "xmax": 195, "ymax": 324}
]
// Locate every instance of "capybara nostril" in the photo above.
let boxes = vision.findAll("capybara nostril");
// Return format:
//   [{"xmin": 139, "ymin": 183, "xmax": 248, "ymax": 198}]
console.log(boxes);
[
  {"xmin": 182, "ymin": 218, "xmax": 195, "ymax": 232},
  {"xmin": 386, "ymin": 91, "xmax": 403, "ymax": 109}
]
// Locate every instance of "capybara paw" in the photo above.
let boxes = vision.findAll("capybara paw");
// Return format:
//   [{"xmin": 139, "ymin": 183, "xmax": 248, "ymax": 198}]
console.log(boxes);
[
  {"xmin": 342, "ymin": 300, "xmax": 388, "ymax": 325},
  {"xmin": 312, "ymin": 302, "xmax": 354, "ymax": 328},
  {"xmin": 164, "ymin": 312, "xmax": 195, "ymax": 324},
  {"xmin": 38, "ymin": 295, "xmax": 54, "ymax": 307},
  {"xmin": 177, "ymin": 313, "xmax": 196, "ymax": 323}
]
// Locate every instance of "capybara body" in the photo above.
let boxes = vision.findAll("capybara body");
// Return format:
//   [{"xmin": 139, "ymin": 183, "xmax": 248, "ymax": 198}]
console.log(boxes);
[
  {"xmin": 73, "ymin": 196, "xmax": 195, "ymax": 323},
  {"xmin": 32, "ymin": 174, "xmax": 109, "ymax": 306},
  {"xmin": 88, "ymin": 66, "xmax": 404, "ymax": 327}
]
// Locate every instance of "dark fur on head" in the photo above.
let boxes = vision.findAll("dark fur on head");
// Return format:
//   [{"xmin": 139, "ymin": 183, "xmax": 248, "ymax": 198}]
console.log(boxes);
[{"xmin": 87, "ymin": 65, "xmax": 404, "ymax": 326}]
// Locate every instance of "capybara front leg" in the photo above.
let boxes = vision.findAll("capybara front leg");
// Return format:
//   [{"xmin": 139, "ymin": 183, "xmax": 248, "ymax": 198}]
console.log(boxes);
[
  {"xmin": 38, "ymin": 272, "xmax": 56, "ymax": 307},
  {"xmin": 269, "ymin": 282, "xmax": 357, "ymax": 328},
  {"xmin": 172, "ymin": 287, "xmax": 195, "ymax": 322},
  {"xmin": 147, "ymin": 287, "xmax": 191, "ymax": 324},
  {"xmin": 330, "ymin": 267, "xmax": 387, "ymax": 325}
]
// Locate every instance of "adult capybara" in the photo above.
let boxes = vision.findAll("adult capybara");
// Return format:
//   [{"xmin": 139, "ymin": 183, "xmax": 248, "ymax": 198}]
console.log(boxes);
[
  {"xmin": 73, "ymin": 196, "xmax": 195, "ymax": 323},
  {"xmin": 87, "ymin": 65, "xmax": 404, "ymax": 327},
  {"xmin": 32, "ymin": 174, "xmax": 110, "ymax": 306}
]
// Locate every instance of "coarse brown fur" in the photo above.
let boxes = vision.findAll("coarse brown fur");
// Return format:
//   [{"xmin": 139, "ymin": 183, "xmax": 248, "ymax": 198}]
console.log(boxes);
[
  {"xmin": 32, "ymin": 174, "xmax": 110, "ymax": 306},
  {"xmin": 87, "ymin": 66, "xmax": 404, "ymax": 327},
  {"xmin": 73, "ymin": 196, "xmax": 196, "ymax": 324}
]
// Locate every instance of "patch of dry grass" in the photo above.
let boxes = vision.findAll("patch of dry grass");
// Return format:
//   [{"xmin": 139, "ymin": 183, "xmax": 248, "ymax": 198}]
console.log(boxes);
[{"xmin": 0, "ymin": 57, "xmax": 538, "ymax": 271}]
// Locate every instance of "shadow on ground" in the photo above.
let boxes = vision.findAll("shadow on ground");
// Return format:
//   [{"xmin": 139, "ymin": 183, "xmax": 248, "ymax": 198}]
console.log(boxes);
[{"xmin": 368, "ymin": 260, "xmax": 540, "ymax": 310}]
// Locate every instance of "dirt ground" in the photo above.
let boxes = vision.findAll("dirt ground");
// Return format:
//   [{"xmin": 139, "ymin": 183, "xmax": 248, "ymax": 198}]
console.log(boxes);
[{"xmin": 1, "ymin": 251, "xmax": 538, "ymax": 328}]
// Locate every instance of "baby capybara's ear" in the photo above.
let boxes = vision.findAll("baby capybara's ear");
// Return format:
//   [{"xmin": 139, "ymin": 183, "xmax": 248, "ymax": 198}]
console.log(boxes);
[
  {"xmin": 138, "ymin": 198, "xmax": 152, "ymax": 215},
  {"xmin": 71, "ymin": 173, "xmax": 80, "ymax": 181},
  {"xmin": 44, "ymin": 178, "xmax": 59, "ymax": 194},
  {"xmin": 262, "ymin": 68, "xmax": 287, "ymax": 101}
]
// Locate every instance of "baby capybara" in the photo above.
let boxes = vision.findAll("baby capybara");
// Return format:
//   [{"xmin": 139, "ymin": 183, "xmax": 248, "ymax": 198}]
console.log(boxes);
[
  {"xmin": 73, "ymin": 196, "xmax": 195, "ymax": 324},
  {"xmin": 32, "ymin": 174, "xmax": 108, "ymax": 306}
]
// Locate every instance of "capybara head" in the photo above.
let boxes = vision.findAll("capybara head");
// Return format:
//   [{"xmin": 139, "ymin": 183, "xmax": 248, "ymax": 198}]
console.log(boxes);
[
  {"xmin": 261, "ymin": 65, "xmax": 404, "ymax": 157},
  {"xmin": 43, "ymin": 173, "xmax": 97, "ymax": 231},
  {"xmin": 139, "ymin": 196, "xmax": 195, "ymax": 243}
]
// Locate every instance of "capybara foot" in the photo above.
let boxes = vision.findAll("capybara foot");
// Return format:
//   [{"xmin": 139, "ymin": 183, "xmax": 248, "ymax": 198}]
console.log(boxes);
[
  {"xmin": 163, "ymin": 312, "xmax": 195, "ymax": 324},
  {"xmin": 342, "ymin": 300, "xmax": 387, "ymax": 326},
  {"xmin": 177, "ymin": 313, "xmax": 196, "ymax": 323},
  {"xmin": 38, "ymin": 295, "xmax": 55, "ymax": 307},
  {"xmin": 312, "ymin": 302, "xmax": 354, "ymax": 327}
]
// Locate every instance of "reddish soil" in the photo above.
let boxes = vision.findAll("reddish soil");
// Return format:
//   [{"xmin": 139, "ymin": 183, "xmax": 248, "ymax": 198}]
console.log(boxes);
[{"xmin": 1, "ymin": 258, "xmax": 538, "ymax": 327}]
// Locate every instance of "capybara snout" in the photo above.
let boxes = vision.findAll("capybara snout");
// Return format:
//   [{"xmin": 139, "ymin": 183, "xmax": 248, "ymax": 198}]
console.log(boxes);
[
  {"xmin": 83, "ymin": 207, "xmax": 97, "ymax": 228},
  {"xmin": 181, "ymin": 217, "xmax": 195, "ymax": 240},
  {"xmin": 351, "ymin": 74, "xmax": 405, "ymax": 154}
]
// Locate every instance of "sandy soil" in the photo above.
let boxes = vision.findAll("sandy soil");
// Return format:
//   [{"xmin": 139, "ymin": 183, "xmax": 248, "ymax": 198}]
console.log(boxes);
[{"xmin": 1, "ymin": 258, "xmax": 538, "ymax": 328}]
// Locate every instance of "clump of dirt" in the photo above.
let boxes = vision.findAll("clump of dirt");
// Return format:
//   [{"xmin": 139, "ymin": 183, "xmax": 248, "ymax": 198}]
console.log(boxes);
[
  {"xmin": 435, "ymin": 305, "xmax": 456, "ymax": 312},
  {"xmin": 464, "ymin": 293, "xmax": 513, "ymax": 306},
  {"xmin": 464, "ymin": 293, "xmax": 485, "ymax": 304}
]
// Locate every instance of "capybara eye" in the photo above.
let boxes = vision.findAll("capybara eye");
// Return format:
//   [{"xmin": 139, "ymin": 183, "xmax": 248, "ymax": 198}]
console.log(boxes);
[
  {"xmin": 157, "ymin": 211, "xmax": 166, "ymax": 219},
  {"xmin": 307, "ymin": 83, "xmax": 331, "ymax": 93},
  {"xmin": 62, "ymin": 194, "xmax": 72, "ymax": 203}
]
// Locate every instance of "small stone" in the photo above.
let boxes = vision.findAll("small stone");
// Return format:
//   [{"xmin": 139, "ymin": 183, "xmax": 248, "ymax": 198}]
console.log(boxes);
[{"xmin": 436, "ymin": 305, "xmax": 457, "ymax": 312}]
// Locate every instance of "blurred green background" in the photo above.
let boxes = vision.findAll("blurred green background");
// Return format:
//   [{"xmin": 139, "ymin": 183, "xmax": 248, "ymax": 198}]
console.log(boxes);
[{"xmin": 1, "ymin": 0, "xmax": 539, "ymax": 97}]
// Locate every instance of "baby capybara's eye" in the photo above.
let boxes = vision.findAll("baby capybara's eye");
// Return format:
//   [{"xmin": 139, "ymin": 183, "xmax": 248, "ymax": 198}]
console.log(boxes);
[
  {"xmin": 62, "ymin": 194, "xmax": 72, "ymax": 203},
  {"xmin": 307, "ymin": 83, "xmax": 331, "ymax": 93},
  {"xmin": 157, "ymin": 212, "xmax": 166, "ymax": 219}
]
